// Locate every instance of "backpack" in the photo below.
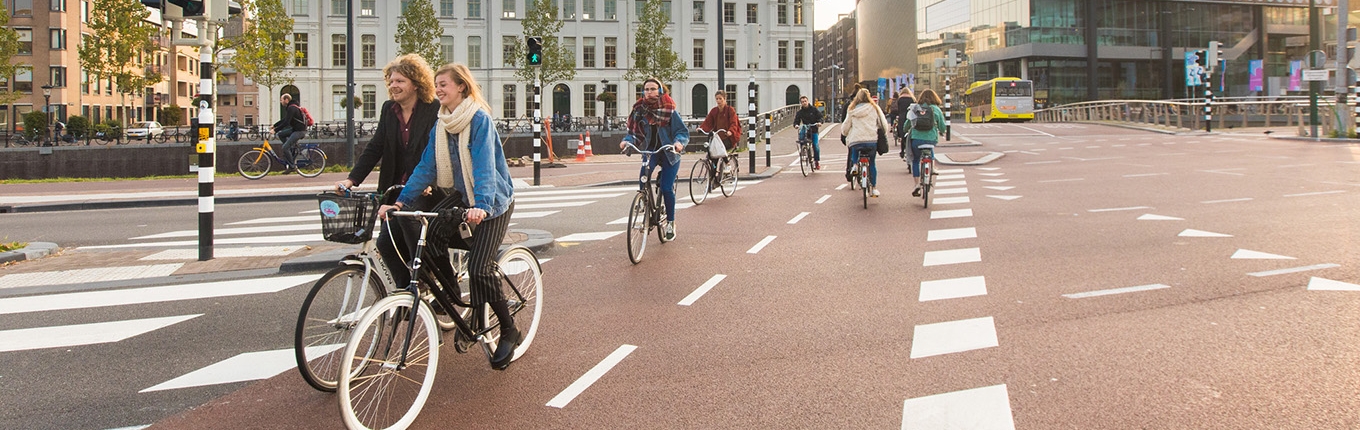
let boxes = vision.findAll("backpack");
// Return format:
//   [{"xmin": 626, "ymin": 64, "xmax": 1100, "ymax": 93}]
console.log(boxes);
[
  {"xmin": 298, "ymin": 106, "xmax": 315, "ymax": 127},
  {"xmin": 911, "ymin": 104, "xmax": 934, "ymax": 131}
]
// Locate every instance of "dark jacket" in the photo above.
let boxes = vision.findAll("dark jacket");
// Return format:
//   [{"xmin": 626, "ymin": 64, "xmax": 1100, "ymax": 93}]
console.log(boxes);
[
  {"xmin": 273, "ymin": 102, "xmax": 306, "ymax": 134},
  {"xmin": 347, "ymin": 99, "xmax": 442, "ymax": 192},
  {"xmin": 891, "ymin": 96, "xmax": 916, "ymax": 137},
  {"xmin": 698, "ymin": 104, "xmax": 741, "ymax": 147},
  {"xmin": 794, "ymin": 106, "xmax": 823, "ymax": 128}
]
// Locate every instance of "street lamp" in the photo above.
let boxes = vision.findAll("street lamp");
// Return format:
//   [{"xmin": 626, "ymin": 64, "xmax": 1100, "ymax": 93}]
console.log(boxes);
[{"xmin": 41, "ymin": 85, "xmax": 53, "ymax": 143}]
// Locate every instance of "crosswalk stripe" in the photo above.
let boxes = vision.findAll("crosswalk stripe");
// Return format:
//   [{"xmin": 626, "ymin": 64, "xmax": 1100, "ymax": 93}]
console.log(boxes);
[
  {"xmin": 0, "ymin": 274, "xmax": 320, "ymax": 315},
  {"xmin": 516, "ymin": 201, "xmax": 596, "ymax": 210},
  {"xmin": 131, "ymin": 223, "xmax": 321, "ymax": 240},
  {"xmin": 79, "ymin": 234, "xmax": 327, "ymax": 250},
  {"xmin": 902, "ymin": 385, "xmax": 1015, "ymax": 430},
  {"xmin": 139, "ymin": 246, "xmax": 303, "ymax": 260},
  {"xmin": 517, "ymin": 186, "xmax": 635, "ymax": 196},
  {"xmin": 141, "ymin": 346, "xmax": 334, "ymax": 393},
  {"xmin": 556, "ymin": 231, "xmax": 625, "ymax": 241},
  {"xmin": 909, "ymin": 316, "xmax": 999, "ymax": 359},
  {"xmin": 924, "ymin": 248, "xmax": 982, "ymax": 266},
  {"xmin": 512, "ymin": 210, "xmax": 561, "ymax": 219},
  {"xmin": 0, "ymin": 314, "xmax": 201, "ymax": 353},
  {"xmin": 0, "ymin": 264, "xmax": 184, "ymax": 289},
  {"xmin": 226, "ymin": 215, "xmax": 316, "ymax": 225},
  {"xmin": 515, "ymin": 192, "xmax": 628, "ymax": 203}
]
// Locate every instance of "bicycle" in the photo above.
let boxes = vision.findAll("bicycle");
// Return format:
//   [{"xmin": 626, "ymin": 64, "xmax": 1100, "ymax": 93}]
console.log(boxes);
[
  {"xmin": 796, "ymin": 124, "xmax": 816, "ymax": 177},
  {"xmin": 336, "ymin": 205, "xmax": 543, "ymax": 430},
  {"xmin": 917, "ymin": 143, "xmax": 936, "ymax": 208},
  {"xmin": 848, "ymin": 146, "xmax": 873, "ymax": 209},
  {"xmin": 623, "ymin": 141, "xmax": 678, "ymax": 264},
  {"xmin": 688, "ymin": 133, "xmax": 740, "ymax": 205},
  {"xmin": 237, "ymin": 138, "xmax": 327, "ymax": 179}
]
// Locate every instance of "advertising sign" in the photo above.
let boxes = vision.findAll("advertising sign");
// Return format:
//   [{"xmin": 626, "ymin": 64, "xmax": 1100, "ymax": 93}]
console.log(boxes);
[
  {"xmin": 1185, "ymin": 52, "xmax": 1204, "ymax": 86},
  {"xmin": 1248, "ymin": 60, "xmax": 1263, "ymax": 92},
  {"xmin": 1288, "ymin": 61, "xmax": 1303, "ymax": 91}
]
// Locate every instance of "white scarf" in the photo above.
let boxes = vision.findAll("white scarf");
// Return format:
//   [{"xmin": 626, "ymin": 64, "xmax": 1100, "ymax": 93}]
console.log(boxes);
[{"xmin": 435, "ymin": 98, "xmax": 479, "ymax": 207}]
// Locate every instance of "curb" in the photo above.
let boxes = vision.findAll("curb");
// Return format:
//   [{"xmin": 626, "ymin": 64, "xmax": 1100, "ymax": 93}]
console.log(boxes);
[
  {"xmin": 937, "ymin": 152, "xmax": 1005, "ymax": 166},
  {"xmin": 0, "ymin": 242, "xmax": 58, "ymax": 264},
  {"xmin": 278, "ymin": 228, "xmax": 557, "ymax": 273}
]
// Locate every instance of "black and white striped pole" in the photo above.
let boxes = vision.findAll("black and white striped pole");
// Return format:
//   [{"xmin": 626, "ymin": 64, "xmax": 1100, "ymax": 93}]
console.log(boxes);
[
  {"xmin": 1353, "ymin": 72, "xmax": 1360, "ymax": 137},
  {"xmin": 195, "ymin": 30, "xmax": 217, "ymax": 261},
  {"xmin": 532, "ymin": 72, "xmax": 541, "ymax": 185},
  {"xmin": 764, "ymin": 113, "xmax": 771, "ymax": 167},
  {"xmin": 747, "ymin": 76, "xmax": 756, "ymax": 173},
  {"xmin": 1204, "ymin": 73, "xmax": 1213, "ymax": 133},
  {"xmin": 944, "ymin": 77, "xmax": 952, "ymax": 141}
]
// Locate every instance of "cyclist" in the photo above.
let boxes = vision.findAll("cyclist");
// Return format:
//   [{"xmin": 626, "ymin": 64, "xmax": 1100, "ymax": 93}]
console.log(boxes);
[
  {"xmin": 619, "ymin": 77, "xmax": 688, "ymax": 241},
  {"xmin": 377, "ymin": 63, "xmax": 519, "ymax": 370},
  {"xmin": 335, "ymin": 54, "xmax": 444, "ymax": 291},
  {"xmin": 906, "ymin": 89, "xmax": 947, "ymax": 197},
  {"xmin": 839, "ymin": 88, "xmax": 891, "ymax": 197},
  {"xmin": 697, "ymin": 90, "xmax": 741, "ymax": 158},
  {"xmin": 793, "ymin": 96, "xmax": 823, "ymax": 170},
  {"xmin": 890, "ymin": 88, "xmax": 916, "ymax": 156},
  {"xmin": 271, "ymin": 94, "xmax": 307, "ymax": 172}
]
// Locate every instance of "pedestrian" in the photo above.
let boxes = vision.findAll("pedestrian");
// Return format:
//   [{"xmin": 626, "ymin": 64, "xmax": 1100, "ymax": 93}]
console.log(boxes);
[
  {"xmin": 271, "ymin": 93, "xmax": 307, "ymax": 171},
  {"xmin": 907, "ymin": 89, "xmax": 948, "ymax": 197},
  {"xmin": 619, "ymin": 77, "xmax": 688, "ymax": 241},
  {"xmin": 697, "ymin": 89, "xmax": 741, "ymax": 156},
  {"xmin": 840, "ymin": 88, "xmax": 890, "ymax": 197},
  {"xmin": 792, "ymin": 95, "xmax": 823, "ymax": 170},
  {"xmin": 377, "ymin": 62, "xmax": 521, "ymax": 369},
  {"xmin": 334, "ymin": 53, "xmax": 444, "ymax": 291}
]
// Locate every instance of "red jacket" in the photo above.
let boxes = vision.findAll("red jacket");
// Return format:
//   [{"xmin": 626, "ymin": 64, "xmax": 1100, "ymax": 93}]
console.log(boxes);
[{"xmin": 699, "ymin": 104, "xmax": 741, "ymax": 147}]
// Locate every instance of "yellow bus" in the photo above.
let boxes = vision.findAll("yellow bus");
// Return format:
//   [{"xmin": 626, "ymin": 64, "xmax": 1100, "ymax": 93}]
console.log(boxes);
[{"xmin": 964, "ymin": 78, "xmax": 1035, "ymax": 123}]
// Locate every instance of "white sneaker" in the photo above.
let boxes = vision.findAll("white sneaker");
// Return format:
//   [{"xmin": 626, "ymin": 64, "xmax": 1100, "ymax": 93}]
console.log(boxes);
[
  {"xmin": 663, "ymin": 222, "xmax": 676, "ymax": 241},
  {"xmin": 871, "ymin": 188, "xmax": 881, "ymax": 197}
]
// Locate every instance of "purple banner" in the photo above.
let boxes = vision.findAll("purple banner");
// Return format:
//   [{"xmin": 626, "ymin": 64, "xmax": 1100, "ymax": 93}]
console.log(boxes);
[
  {"xmin": 1289, "ymin": 61, "xmax": 1303, "ymax": 91},
  {"xmin": 1248, "ymin": 60, "xmax": 1263, "ymax": 92}
]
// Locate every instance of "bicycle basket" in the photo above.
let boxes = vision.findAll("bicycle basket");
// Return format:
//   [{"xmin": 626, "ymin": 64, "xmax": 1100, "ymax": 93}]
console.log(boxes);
[{"xmin": 316, "ymin": 193, "xmax": 379, "ymax": 244}]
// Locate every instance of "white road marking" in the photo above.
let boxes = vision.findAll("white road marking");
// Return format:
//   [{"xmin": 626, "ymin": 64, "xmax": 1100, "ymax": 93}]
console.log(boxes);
[
  {"xmin": 678, "ymin": 274, "xmax": 728, "ymax": 306},
  {"xmin": 131, "ymin": 224, "xmax": 320, "ymax": 240},
  {"xmin": 606, "ymin": 217, "xmax": 629, "ymax": 225},
  {"xmin": 0, "ymin": 274, "xmax": 320, "ymax": 315},
  {"xmin": 141, "ymin": 347, "xmax": 327, "ymax": 392},
  {"xmin": 512, "ymin": 210, "xmax": 561, "ymax": 219},
  {"xmin": 1307, "ymin": 277, "xmax": 1360, "ymax": 291},
  {"xmin": 982, "ymin": 186, "xmax": 1014, "ymax": 191},
  {"xmin": 928, "ymin": 227, "xmax": 977, "ymax": 242},
  {"xmin": 1249, "ymin": 264, "xmax": 1341, "ymax": 277},
  {"xmin": 1123, "ymin": 173, "xmax": 1168, "ymax": 178},
  {"xmin": 1088, "ymin": 206, "xmax": 1150, "ymax": 213},
  {"xmin": 140, "ymin": 246, "xmax": 301, "ymax": 260},
  {"xmin": 0, "ymin": 264, "xmax": 184, "ymax": 289},
  {"xmin": 980, "ymin": 179, "xmax": 1010, "ymax": 183},
  {"xmin": 933, "ymin": 196, "xmax": 971, "ymax": 205},
  {"xmin": 816, "ymin": 195, "xmax": 832, "ymax": 204},
  {"xmin": 1063, "ymin": 284, "xmax": 1170, "ymax": 299},
  {"xmin": 1231, "ymin": 249, "xmax": 1295, "ymax": 260},
  {"xmin": 1199, "ymin": 168, "xmax": 1247, "ymax": 176},
  {"xmin": 936, "ymin": 180, "xmax": 968, "ymax": 187},
  {"xmin": 986, "ymin": 195, "xmax": 1022, "ymax": 201},
  {"xmin": 835, "ymin": 184, "xmax": 848, "ymax": 190},
  {"xmin": 1025, "ymin": 160, "xmax": 1061, "ymax": 165},
  {"xmin": 975, "ymin": 167, "xmax": 1000, "ymax": 171},
  {"xmin": 1138, "ymin": 214, "xmax": 1183, "ymax": 221},
  {"xmin": 556, "ymin": 231, "xmax": 624, "ymax": 242},
  {"xmin": 976, "ymin": 173, "xmax": 1005, "ymax": 177},
  {"xmin": 546, "ymin": 345, "xmax": 638, "ymax": 408},
  {"xmin": 1179, "ymin": 229, "xmax": 1232, "ymax": 238},
  {"xmin": 226, "ymin": 215, "xmax": 314, "ymax": 225},
  {"xmin": 1201, "ymin": 198, "xmax": 1252, "ymax": 204},
  {"xmin": 747, "ymin": 236, "xmax": 777, "ymax": 254},
  {"xmin": 515, "ymin": 201, "xmax": 596, "ymax": 210},
  {"xmin": 516, "ymin": 192, "xmax": 628, "ymax": 203},
  {"xmin": 80, "ymin": 234, "xmax": 327, "ymax": 250},
  {"xmin": 1283, "ymin": 190, "xmax": 1345, "ymax": 197},
  {"xmin": 919, "ymin": 276, "xmax": 987, "ymax": 302},
  {"xmin": 910, "ymin": 316, "xmax": 998, "ymax": 358},
  {"xmin": 937, "ymin": 168, "xmax": 965, "ymax": 173},
  {"xmin": 517, "ymin": 186, "xmax": 636, "ymax": 196},
  {"xmin": 787, "ymin": 212, "xmax": 811, "ymax": 224},
  {"xmin": 936, "ymin": 188, "xmax": 969, "ymax": 195},
  {"xmin": 1038, "ymin": 178, "xmax": 1084, "ymax": 183},
  {"xmin": 924, "ymin": 248, "xmax": 981, "ymax": 266},
  {"xmin": 930, "ymin": 209, "xmax": 974, "ymax": 219},
  {"xmin": 0, "ymin": 314, "xmax": 201, "ymax": 353},
  {"xmin": 937, "ymin": 174, "xmax": 966, "ymax": 180}
]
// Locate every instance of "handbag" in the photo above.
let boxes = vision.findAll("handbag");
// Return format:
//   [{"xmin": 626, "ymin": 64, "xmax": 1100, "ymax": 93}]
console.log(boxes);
[
  {"xmin": 708, "ymin": 138, "xmax": 728, "ymax": 159},
  {"xmin": 875, "ymin": 126, "xmax": 889, "ymax": 155}
]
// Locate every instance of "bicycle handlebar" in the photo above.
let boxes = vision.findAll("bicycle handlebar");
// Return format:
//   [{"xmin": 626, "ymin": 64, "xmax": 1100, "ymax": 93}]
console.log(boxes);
[{"xmin": 621, "ymin": 141, "xmax": 680, "ymax": 156}]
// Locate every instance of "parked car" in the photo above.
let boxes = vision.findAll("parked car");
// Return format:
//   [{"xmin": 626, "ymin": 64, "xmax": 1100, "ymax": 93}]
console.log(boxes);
[{"xmin": 125, "ymin": 121, "xmax": 165, "ymax": 140}]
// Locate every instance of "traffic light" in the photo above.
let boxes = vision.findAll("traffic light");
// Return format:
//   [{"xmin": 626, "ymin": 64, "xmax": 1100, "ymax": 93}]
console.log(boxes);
[
  {"xmin": 526, "ymin": 37, "xmax": 543, "ymax": 66},
  {"xmin": 1206, "ymin": 41, "xmax": 1221, "ymax": 72},
  {"xmin": 945, "ymin": 49, "xmax": 958, "ymax": 68},
  {"xmin": 166, "ymin": 0, "xmax": 204, "ymax": 17},
  {"xmin": 1193, "ymin": 50, "xmax": 1208, "ymax": 69}
]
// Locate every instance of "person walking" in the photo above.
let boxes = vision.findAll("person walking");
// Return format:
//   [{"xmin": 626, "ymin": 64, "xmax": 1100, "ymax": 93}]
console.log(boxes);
[
  {"xmin": 377, "ymin": 63, "xmax": 520, "ymax": 370},
  {"xmin": 793, "ymin": 96, "xmax": 824, "ymax": 170},
  {"xmin": 697, "ymin": 90, "xmax": 741, "ymax": 156},
  {"xmin": 619, "ymin": 78, "xmax": 689, "ymax": 241},
  {"xmin": 907, "ymin": 89, "xmax": 948, "ymax": 197},
  {"xmin": 335, "ymin": 54, "xmax": 444, "ymax": 290},
  {"xmin": 271, "ymin": 93, "xmax": 307, "ymax": 171},
  {"xmin": 839, "ymin": 88, "xmax": 891, "ymax": 197}
]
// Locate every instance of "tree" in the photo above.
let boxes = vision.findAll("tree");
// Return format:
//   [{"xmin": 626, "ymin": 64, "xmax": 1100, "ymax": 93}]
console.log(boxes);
[
  {"xmin": 78, "ymin": 0, "xmax": 163, "ymax": 123},
  {"xmin": 624, "ymin": 0, "xmax": 688, "ymax": 85},
  {"xmin": 160, "ymin": 105, "xmax": 184, "ymax": 126},
  {"xmin": 510, "ymin": 0, "xmax": 576, "ymax": 90},
  {"xmin": 396, "ymin": 0, "xmax": 443, "ymax": 68},
  {"xmin": 0, "ymin": 8, "xmax": 24, "ymax": 105},
  {"xmin": 228, "ymin": 0, "xmax": 294, "ymax": 124}
]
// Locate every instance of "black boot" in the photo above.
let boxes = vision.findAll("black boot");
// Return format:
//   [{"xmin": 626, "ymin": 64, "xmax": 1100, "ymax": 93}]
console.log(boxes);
[{"xmin": 488, "ymin": 300, "xmax": 521, "ymax": 370}]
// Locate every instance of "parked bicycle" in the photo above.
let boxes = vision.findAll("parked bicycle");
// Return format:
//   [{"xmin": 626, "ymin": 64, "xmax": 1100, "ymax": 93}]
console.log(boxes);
[
  {"xmin": 237, "ymin": 138, "xmax": 326, "ymax": 179},
  {"xmin": 917, "ymin": 144, "xmax": 937, "ymax": 208},
  {"xmin": 688, "ymin": 134, "xmax": 740, "ymax": 205},
  {"xmin": 623, "ymin": 141, "xmax": 678, "ymax": 264},
  {"xmin": 336, "ymin": 204, "xmax": 543, "ymax": 430}
]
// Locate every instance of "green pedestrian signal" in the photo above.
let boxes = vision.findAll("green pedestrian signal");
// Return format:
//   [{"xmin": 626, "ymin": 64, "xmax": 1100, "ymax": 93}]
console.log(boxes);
[{"xmin": 527, "ymin": 37, "xmax": 543, "ymax": 66}]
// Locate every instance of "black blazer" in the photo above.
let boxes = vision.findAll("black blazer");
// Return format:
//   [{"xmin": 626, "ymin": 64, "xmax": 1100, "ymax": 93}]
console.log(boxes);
[{"xmin": 347, "ymin": 99, "xmax": 441, "ymax": 192}]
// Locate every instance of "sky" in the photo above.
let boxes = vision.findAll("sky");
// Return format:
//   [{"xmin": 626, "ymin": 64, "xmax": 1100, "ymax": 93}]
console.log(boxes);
[{"xmin": 815, "ymin": 0, "xmax": 858, "ymax": 31}]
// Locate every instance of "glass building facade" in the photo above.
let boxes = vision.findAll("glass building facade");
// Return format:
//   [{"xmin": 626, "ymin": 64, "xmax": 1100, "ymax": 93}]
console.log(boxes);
[{"xmin": 914, "ymin": 0, "xmax": 1344, "ymax": 107}]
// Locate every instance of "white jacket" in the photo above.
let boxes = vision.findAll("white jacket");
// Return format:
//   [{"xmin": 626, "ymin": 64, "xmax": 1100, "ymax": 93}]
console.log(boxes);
[{"xmin": 840, "ymin": 103, "xmax": 889, "ymax": 145}]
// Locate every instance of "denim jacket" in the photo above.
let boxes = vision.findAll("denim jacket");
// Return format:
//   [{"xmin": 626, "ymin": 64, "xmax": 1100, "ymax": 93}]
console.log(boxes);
[
  {"xmin": 622, "ymin": 110, "xmax": 689, "ymax": 165},
  {"xmin": 398, "ymin": 110, "xmax": 514, "ymax": 218}
]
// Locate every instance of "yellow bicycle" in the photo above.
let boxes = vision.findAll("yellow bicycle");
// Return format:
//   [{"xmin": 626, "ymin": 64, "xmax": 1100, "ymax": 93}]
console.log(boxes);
[{"xmin": 237, "ymin": 138, "xmax": 326, "ymax": 179}]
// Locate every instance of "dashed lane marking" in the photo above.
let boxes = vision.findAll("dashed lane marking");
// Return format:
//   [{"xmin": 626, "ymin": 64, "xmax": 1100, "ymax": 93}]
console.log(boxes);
[
  {"xmin": 816, "ymin": 195, "xmax": 832, "ymax": 204},
  {"xmin": 546, "ymin": 345, "xmax": 638, "ymax": 408},
  {"xmin": 140, "ymin": 246, "xmax": 301, "ymax": 260},
  {"xmin": 927, "ymin": 227, "xmax": 977, "ymax": 242},
  {"xmin": 226, "ymin": 215, "xmax": 314, "ymax": 225},
  {"xmin": 936, "ymin": 188, "xmax": 969, "ymax": 195},
  {"xmin": 1307, "ymin": 277, "xmax": 1360, "ymax": 291},
  {"xmin": 747, "ymin": 236, "xmax": 777, "ymax": 254},
  {"xmin": 1201, "ymin": 198, "xmax": 1252, "ymax": 204},
  {"xmin": 141, "ymin": 347, "xmax": 327, "ymax": 393},
  {"xmin": 514, "ymin": 210, "xmax": 562, "ymax": 219},
  {"xmin": 678, "ymin": 274, "xmax": 727, "ymax": 306},
  {"xmin": 1249, "ymin": 264, "xmax": 1341, "ymax": 277},
  {"xmin": 80, "ymin": 234, "xmax": 326, "ymax": 250},
  {"xmin": 1283, "ymin": 190, "xmax": 1345, "ymax": 198},
  {"xmin": 131, "ymin": 224, "xmax": 319, "ymax": 240},
  {"xmin": 930, "ymin": 209, "xmax": 973, "ymax": 220},
  {"xmin": 924, "ymin": 248, "xmax": 982, "ymax": 266},
  {"xmin": 933, "ymin": 196, "xmax": 971, "ymax": 205},
  {"xmin": 909, "ymin": 316, "xmax": 999, "ymax": 358},
  {"xmin": 919, "ymin": 276, "xmax": 987, "ymax": 302},
  {"xmin": 0, "ymin": 274, "xmax": 321, "ymax": 315},
  {"xmin": 0, "ymin": 314, "xmax": 201, "ymax": 353},
  {"xmin": 1123, "ymin": 173, "xmax": 1168, "ymax": 178},
  {"xmin": 1063, "ymin": 284, "xmax": 1170, "ymax": 299},
  {"xmin": 1231, "ymin": 249, "xmax": 1295, "ymax": 260},
  {"xmin": 555, "ymin": 231, "xmax": 625, "ymax": 241},
  {"xmin": 1138, "ymin": 214, "xmax": 1183, "ymax": 221},
  {"xmin": 787, "ymin": 212, "xmax": 811, "ymax": 224},
  {"xmin": 1179, "ymin": 229, "xmax": 1232, "ymax": 238},
  {"xmin": 1088, "ymin": 206, "xmax": 1150, "ymax": 213}
]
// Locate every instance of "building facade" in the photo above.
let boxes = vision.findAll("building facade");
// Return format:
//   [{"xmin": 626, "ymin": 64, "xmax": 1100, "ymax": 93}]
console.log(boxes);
[
  {"xmin": 812, "ymin": 12, "xmax": 854, "ymax": 119},
  {"xmin": 275, "ymin": 0, "xmax": 815, "ymax": 125},
  {"xmin": 855, "ymin": 0, "xmax": 916, "ymax": 91}
]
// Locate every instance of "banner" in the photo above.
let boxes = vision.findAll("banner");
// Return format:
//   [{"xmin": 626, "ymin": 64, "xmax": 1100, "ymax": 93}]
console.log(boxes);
[
  {"xmin": 1248, "ymin": 60, "xmax": 1263, "ymax": 92},
  {"xmin": 1185, "ymin": 52, "xmax": 1204, "ymax": 86},
  {"xmin": 877, "ymin": 78, "xmax": 887, "ymax": 100},
  {"xmin": 1289, "ymin": 61, "xmax": 1303, "ymax": 91}
]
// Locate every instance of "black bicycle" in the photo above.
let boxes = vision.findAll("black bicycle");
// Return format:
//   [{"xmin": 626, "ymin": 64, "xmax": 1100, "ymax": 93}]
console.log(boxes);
[
  {"xmin": 689, "ymin": 134, "xmax": 740, "ymax": 205},
  {"xmin": 797, "ymin": 124, "xmax": 817, "ymax": 177},
  {"xmin": 623, "ymin": 141, "xmax": 678, "ymax": 264}
]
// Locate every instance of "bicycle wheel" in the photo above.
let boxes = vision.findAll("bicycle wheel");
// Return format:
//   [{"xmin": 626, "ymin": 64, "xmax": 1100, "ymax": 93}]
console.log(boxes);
[
  {"xmin": 922, "ymin": 158, "xmax": 935, "ymax": 209},
  {"xmin": 485, "ymin": 247, "xmax": 543, "ymax": 364},
  {"xmin": 688, "ymin": 159, "xmax": 711, "ymax": 205},
  {"xmin": 153, "ymin": 133, "xmax": 167, "ymax": 143},
  {"xmin": 625, "ymin": 192, "xmax": 649, "ymax": 264},
  {"xmin": 237, "ymin": 150, "xmax": 271, "ymax": 180},
  {"xmin": 295, "ymin": 147, "xmax": 327, "ymax": 177},
  {"xmin": 295, "ymin": 265, "xmax": 388, "ymax": 392},
  {"xmin": 799, "ymin": 145, "xmax": 811, "ymax": 177},
  {"xmin": 338, "ymin": 294, "xmax": 438, "ymax": 430},
  {"xmin": 861, "ymin": 164, "xmax": 870, "ymax": 209},
  {"xmin": 720, "ymin": 157, "xmax": 738, "ymax": 197}
]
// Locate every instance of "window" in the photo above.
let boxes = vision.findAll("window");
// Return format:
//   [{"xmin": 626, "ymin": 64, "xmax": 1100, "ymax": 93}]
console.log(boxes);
[
  {"xmin": 778, "ymin": 40, "xmax": 787, "ymax": 69},
  {"xmin": 81, "ymin": 0, "xmax": 88, "ymax": 21},
  {"xmin": 503, "ymin": 0, "xmax": 515, "ymax": 17},
  {"xmin": 583, "ymin": 37, "xmax": 596, "ymax": 67},
  {"xmin": 332, "ymin": 85, "xmax": 346, "ymax": 118},
  {"xmin": 331, "ymin": 0, "xmax": 345, "ymax": 14},
  {"xmin": 293, "ymin": 33, "xmax": 309, "ymax": 66},
  {"xmin": 51, "ymin": 0, "xmax": 65, "ymax": 12},
  {"xmin": 441, "ymin": 0, "xmax": 454, "ymax": 16},
  {"xmin": 583, "ymin": 84, "xmax": 597, "ymax": 117},
  {"xmin": 636, "ymin": 0, "xmax": 671, "ymax": 21},
  {"xmin": 563, "ymin": 0, "xmax": 575, "ymax": 19},
  {"xmin": 725, "ymin": 84, "xmax": 736, "ymax": 106},
  {"xmin": 80, "ymin": 70, "xmax": 88, "ymax": 95},
  {"xmin": 14, "ymin": 67, "xmax": 32, "ymax": 93},
  {"xmin": 777, "ymin": 0, "xmax": 786, "ymax": 24},
  {"xmin": 401, "ymin": 0, "xmax": 410, "ymax": 13},
  {"xmin": 50, "ymin": 29, "xmax": 66, "ymax": 50},
  {"xmin": 503, "ymin": 36, "xmax": 517, "ymax": 67},
  {"xmin": 524, "ymin": 85, "xmax": 534, "ymax": 118},
  {"xmin": 293, "ymin": 0, "xmax": 308, "ymax": 15},
  {"xmin": 794, "ymin": 40, "xmax": 804, "ymax": 68},
  {"xmin": 693, "ymin": 1, "xmax": 703, "ymax": 22},
  {"xmin": 50, "ymin": 66, "xmax": 66, "ymax": 88},
  {"xmin": 693, "ymin": 39, "xmax": 704, "ymax": 68},
  {"xmin": 244, "ymin": 95, "xmax": 255, "ymax": 106},
  {"xmin": 361, "ymin": 0, "xmax": 375, "ymax": 15},
  {"xmin": 441, "ymin": 36, "xmax": 456, "ymax": 65},
  {"xmin": 467, "ymin": 36, "xmax": 482, "ymax": 68},
  {"xmin": 503, "ymin": 85, "xmax": 517, "ymax": 118},
  {"xmin": 604, "ymin": 84, "xmax": 618, "ymax": 116},
  {"xmin": 563, "ymin": 37, "xmax": 576, "ymax": 67},
  {"xmin": 16, "ymin": 29, "xmax": 31, "ymax": 55},
  {"xmin": 332, "ymin": 34, "xmax": 346, "ymax": 67},
  {"xmin": 604, "ymin": 37, "xmax": 617, "ymax": 68},
  {"xmin": 524, "ymin": 0, "xmax": 532, "ymax": 15},
  {"xmin": 582, "ymin": 0, "xmax": 594, "ymax": 19},
  {"xmin": 746, "ymin": 3, "xmax": 756, "ymax": 23},
  {"xmin": 13, "ymin": 0, "xmax": 31, "ymax": 16},
  {"xmin": 792, "ymin": 0, "xmax": 804, "ymax": 25},
  {"xmin": 724, "ymin": 39, "xmax": 735, "ymax": 68},
  {"xmin": 468, "ymin": 0, "xmax": 481, "ymax": 18},
  {"xmin": 604, "ymin": 0, "xmax": 615, "ymax": 19},
  {"xmin": 723, "ymin": 2, "xmax": 734, "ymax": 23},
  {"xmin": 362, "ymin": 85, "xmax": 377, "ymax": 118},
  {"xmin": 362, "ymin": 35, "xmax": 376, "ymax": 68}
]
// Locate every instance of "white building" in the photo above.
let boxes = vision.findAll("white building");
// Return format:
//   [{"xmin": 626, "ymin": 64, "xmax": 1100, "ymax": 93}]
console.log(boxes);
[{"xmin": 273, "ymin": 0, "xmax": 815, "ymax": 124}]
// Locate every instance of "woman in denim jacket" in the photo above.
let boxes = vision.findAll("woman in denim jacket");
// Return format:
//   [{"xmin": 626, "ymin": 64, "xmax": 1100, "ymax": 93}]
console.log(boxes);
[{"xmin": 619, "ymin": 77, "xmax": 690, "ymax": 241}]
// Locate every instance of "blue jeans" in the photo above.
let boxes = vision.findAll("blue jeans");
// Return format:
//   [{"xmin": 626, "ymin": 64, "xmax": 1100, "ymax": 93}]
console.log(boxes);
[
  {"xmin": 640, "ymin": 152, "xmax": 679, "ymax": 221},
  {"xmin": 798, "ymin": 126, "xmax": 821, "ymax": 162},
  {"xmin": 276, "ymin": 129, "xmax": 304, "ymax": 164},
  {"xmin": 846, "ymin": 142, "xmax": 877, "ymax": 186},
  {"xmin": 909, "ymin": 139, "xmax": 936, "ymax": 178}
]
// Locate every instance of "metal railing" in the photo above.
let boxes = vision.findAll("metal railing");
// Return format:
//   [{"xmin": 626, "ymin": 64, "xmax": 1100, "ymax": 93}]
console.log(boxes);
[{"xmin": 1035, "ymin": 96, "xmax": 1340, "ymax": 136}]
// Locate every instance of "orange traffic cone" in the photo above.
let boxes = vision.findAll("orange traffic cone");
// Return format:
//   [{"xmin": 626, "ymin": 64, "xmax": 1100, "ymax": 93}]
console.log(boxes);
[
  {"xmin": 584, "ymin": 131, "xmax": 594, "ymax": 156},
  {"xmin": 575, "ymin": 134, "xmax": 586, "ymax": 162}
]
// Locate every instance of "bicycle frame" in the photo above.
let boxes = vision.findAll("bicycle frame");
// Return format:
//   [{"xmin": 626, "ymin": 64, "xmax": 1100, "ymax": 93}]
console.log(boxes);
[{"xmin": 623, "ymin": 142, "xmax": 674, "ymax": 228}]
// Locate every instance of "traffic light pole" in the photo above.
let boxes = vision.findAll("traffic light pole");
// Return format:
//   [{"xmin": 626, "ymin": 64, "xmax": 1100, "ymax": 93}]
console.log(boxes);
[
  {"xmin": 1204, "ymin": 72, "xmax": 1213, "ymax": 133},
  {"xmin": 195, "ymin": 25, "xmax": 217, "ymax": 261},
  {"xmin": 532, "ymin": 70, "xmax": 542, "ymax": 185},
  {"xmin": 747, "ymin": 78, "xmax": 756, "ymax": 174},
  {"xmin": 944, "ymin": 76, "xmax": 952, "ymax": 141}
]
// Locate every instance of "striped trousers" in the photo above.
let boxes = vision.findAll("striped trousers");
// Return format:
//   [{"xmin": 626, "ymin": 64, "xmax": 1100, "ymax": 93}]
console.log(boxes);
[{"xmin": 465, "ymin": 201, "xmax": 514, "ymax": 306}]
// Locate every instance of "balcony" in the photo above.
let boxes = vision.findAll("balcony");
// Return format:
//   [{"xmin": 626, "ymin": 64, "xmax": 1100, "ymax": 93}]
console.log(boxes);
[{"xmin": 217, "ymin": 84, "xmax": 237, "ymax": 95}]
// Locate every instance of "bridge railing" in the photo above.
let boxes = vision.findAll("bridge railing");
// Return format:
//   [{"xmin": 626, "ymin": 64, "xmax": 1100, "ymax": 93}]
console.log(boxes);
[{"xmin": 1035, "ymin": 97, "xmax": 1343, "ymax": 137}]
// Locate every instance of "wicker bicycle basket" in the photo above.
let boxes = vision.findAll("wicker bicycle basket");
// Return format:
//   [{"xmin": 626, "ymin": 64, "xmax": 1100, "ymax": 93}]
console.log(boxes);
[{"xmin": 316, "ymin": 193, "xmax": 379, "ymax": 244}]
